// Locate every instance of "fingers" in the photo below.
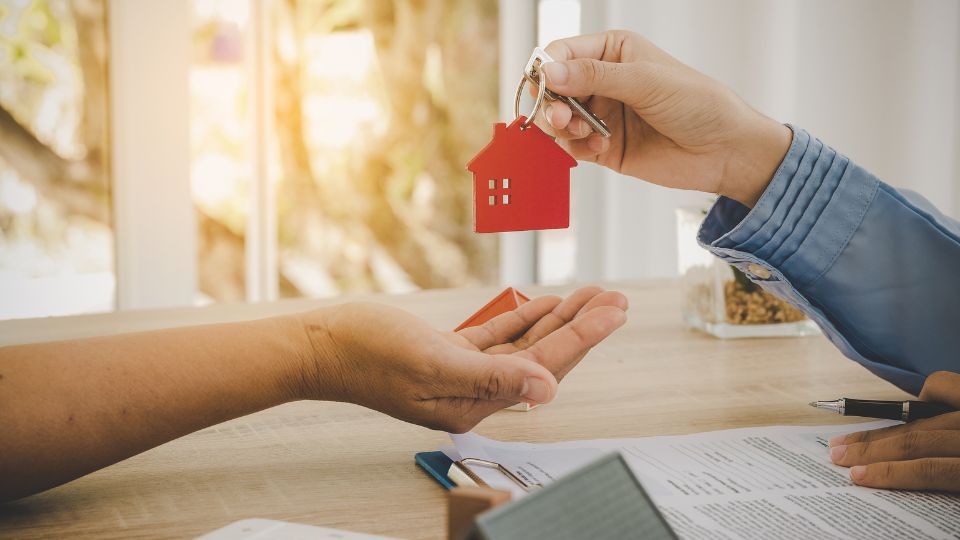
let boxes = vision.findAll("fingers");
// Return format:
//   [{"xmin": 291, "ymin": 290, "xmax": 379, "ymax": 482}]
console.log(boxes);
[
  {"xmin": 543, "ymin": 32, "xmax": 613, "ymax": 63},
  {"xmin": 518, "ymin": 305, "xmax": 627, "ymax": 380},
  {"xmin": 544, "ymin": 102, "xmax": 573, "ymax": 132},
  {"xmin": 486, "ymin": 288, "xmax": 626, "ymax": 355},
  {"xmin": 919, "ymin": 371, "xmax": 960, "ymax": 409},
  {"xmin": 446, "ymin": 352, "xmax": 559, "ymax": 405},
  {"xmin": 847, "ymin": 458, "xmax": 960, "ymax": 492},
  {"xmin": 544, "ymin": 102, "xmax": 594, "ymax": 140},
  {"xmin": 828, "ymin": 411, "xmax": 960, "ymax": 492},
  {"xmin": 542, "ymin": 58, "xmax": 653, "ymax": 107},
  {"xmin": 509, "ymin": 286, "xmax": 604, "ymax": 350},
  {"xmin": 562, "ymin": 133, "xmax": 610, "ymax": 159},
  {"xmin": 457, "ymin": 294, "xmax": 562, "ymax": 350},
  {"xmin": 831, "ymin": 430, "xmax": 960, "ymax": 466},
  {"xmin": 576, "ymin": 289, "xmax": 629, "ymax": 317},
  {"xmin": 424, "ymin": 287, "xmax": 628, "ymax": 433},
  {"xmin": 830, "ymin": 411, "xmax": 960, "ymax": 446},
  {"xmin": 540, "ymin": 31, "xmax": 646, "ymax": 139}
]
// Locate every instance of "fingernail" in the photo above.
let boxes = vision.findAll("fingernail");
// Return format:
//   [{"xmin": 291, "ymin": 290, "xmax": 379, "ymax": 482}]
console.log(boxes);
[
  {"xmin": 829, "ymin": 445, "xmax": 847, "ymax": 462},
  {"xmin": 828, "ymin": 435, "xmax": 846, "ymax": 447},
  {"xmin": 543, "ymin": 62, "xmax": 568, "ymax": 86},
  {"xmin": 545, "ymin": 103, "xmax": 554, "ymax": 124},
  {"xmin": 850, "ymin": 465, "xmax": 866, "ymax": 482},
  {"xmin": 522, "ymin": 377, "xmax": 550, "ymax": 403}
]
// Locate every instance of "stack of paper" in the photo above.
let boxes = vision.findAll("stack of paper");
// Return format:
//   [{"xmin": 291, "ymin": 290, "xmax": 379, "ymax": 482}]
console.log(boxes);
[{"xmin": 446, "ymin": 421, "xmax": 960, "ymax": 539}]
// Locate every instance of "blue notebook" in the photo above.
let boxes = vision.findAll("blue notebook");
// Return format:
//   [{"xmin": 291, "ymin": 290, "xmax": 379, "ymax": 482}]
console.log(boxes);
[{"xmin": 415, "ymin": 451, "xmax": 456, "ymax": 490}]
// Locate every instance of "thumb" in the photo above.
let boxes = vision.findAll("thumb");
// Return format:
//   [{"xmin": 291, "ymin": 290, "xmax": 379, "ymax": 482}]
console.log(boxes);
[
  {"xmin": 454, "ymin": 353, "xmax": 558, "ymax": 405},
  {"xmin": 542, "ymin": 58, "xmax": 661, "ymax": 108}
]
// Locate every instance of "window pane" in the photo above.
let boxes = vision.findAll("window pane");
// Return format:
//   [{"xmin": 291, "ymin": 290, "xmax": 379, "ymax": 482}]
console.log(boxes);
[
  {"xmin": 272, "ymin": 0, "xmax": 499, "ymax": 297},
  {"xmin": 191, "ymin": 0, "xmax": 250, "ymax": 304},
  {"xmin": 190, "ymin": 0, "xmax": 500, "ymax": 302},
  {"xmin": 0, "ymin": 0, "xmax": 114, "ymax": 320}
]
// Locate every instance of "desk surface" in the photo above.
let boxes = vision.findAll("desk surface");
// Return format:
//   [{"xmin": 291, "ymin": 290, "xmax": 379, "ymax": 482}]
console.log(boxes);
[{"xmin": 0, "ymin": 281, "xmax": 911, "ymax": 539}]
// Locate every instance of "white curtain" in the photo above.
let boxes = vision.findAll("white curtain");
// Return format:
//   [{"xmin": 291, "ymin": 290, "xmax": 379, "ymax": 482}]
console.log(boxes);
[{"xmin": 581, "ymin": 0, "xmax": 960, "ymax": 280}]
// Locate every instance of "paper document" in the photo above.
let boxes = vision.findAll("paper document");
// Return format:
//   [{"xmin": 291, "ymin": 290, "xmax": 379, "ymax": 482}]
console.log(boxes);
[
  {"xmin": 450, "ymin": 422, "xmax": 960, "ymax": 540},
  {"xmin": 197, "ymin": 518, "xmax": 398, "ymax": 540}
]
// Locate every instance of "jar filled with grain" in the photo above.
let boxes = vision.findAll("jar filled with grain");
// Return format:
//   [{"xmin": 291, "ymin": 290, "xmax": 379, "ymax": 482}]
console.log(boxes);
[{"xmin": 676, "ymin": 206, "xmax": 820, "ymax": 338}]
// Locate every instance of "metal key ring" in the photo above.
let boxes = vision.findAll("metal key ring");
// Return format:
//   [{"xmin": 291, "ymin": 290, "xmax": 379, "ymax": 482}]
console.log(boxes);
[{"xmin": 513, "ymin": 62, "xmax": 546, "ymax": 130}]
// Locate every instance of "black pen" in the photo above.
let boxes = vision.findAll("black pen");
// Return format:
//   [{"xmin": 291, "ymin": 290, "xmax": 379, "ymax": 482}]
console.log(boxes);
[{"xmin": 809, "ymin": 398, "xmax": 956, "ymax": 422}]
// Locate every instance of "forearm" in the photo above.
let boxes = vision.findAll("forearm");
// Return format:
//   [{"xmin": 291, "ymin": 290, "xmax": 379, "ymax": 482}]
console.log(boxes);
[
  {"xmin": 0, "ymin": 313, "xmax": 319, "ymax": 502},
  {"xmin": 0, "ymin": 289, "xmax": 629, "ymax": 502},
  {"xmin": 718, "ymin": 110, "xmax": 793, "ymax": 208}
]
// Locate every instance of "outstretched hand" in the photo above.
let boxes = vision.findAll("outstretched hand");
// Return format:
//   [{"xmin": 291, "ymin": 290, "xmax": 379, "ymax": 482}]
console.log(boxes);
[
  {"xmin": 0, "ymin": 286, "xmax": 626, "ymax": 502},
  {"xmin": 299, "ymin": 287, "xmax": 628, "ymax": 432},
  {"xmin": 829, "ymin": 371, "xmax": 960, "ymax": 493}
]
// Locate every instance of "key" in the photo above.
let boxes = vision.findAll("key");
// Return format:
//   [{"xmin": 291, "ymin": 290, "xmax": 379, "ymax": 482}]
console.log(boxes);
[{"xmin": 523, "ymin": 47, "xmax": 611, "ymax": 138}]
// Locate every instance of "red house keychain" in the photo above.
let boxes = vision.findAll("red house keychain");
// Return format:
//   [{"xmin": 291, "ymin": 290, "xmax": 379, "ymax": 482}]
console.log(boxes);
[
  {"xmin": 467, "ymin": 115, "xmax": 574, "ymax": 232},
  {"xmin": 466, "ymin": 47, "xmax": 610, "ymax": 233}
]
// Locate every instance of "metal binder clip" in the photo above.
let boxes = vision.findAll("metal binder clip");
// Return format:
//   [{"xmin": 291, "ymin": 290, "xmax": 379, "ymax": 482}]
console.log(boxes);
[
  {"xmin": 455, "ymin": 458, "xmax": 542, "ymax": 492},
  {"xmin": 514, "ymin": 47, "xmax": 611, "ymax": 138}
]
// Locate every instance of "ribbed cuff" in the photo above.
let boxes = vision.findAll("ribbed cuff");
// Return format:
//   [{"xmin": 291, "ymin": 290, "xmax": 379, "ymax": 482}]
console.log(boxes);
[{"xmin": 699, "ymin": 127, "xmax": 880, "ymax": 289}]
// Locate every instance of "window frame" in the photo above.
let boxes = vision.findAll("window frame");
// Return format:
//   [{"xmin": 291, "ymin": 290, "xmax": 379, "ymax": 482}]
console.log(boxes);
[
  {"xmin": 110, "ymin": 0, "xmax": 583, "ymax": 306},
  {"xmin": 110, "ymin": 0, "xmax": 197, "ymax": 310}
]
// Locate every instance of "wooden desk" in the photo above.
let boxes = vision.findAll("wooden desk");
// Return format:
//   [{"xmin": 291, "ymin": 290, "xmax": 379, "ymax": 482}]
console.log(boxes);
[{"xmin": 0, "ymin": 281, "xmax": 911, "ymax": 539}]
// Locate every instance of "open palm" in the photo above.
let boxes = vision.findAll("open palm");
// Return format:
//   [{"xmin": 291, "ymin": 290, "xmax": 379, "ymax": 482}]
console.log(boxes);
[{"xmin": 314, "ymin": 287, "xmax": 628, "ymax": 432}]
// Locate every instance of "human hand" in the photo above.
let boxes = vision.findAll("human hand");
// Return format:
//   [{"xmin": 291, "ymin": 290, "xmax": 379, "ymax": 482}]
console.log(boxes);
[
  {"xmin": 535, "ymin": 30, "xmax": 792, "ymax": 207},
  {"xmin": 294, "ymin": 287, "xmax": 628, "ymax": 432},
  {"xmin": 828, "ymin": 371, "xmax": 960, "ymax": 492}
]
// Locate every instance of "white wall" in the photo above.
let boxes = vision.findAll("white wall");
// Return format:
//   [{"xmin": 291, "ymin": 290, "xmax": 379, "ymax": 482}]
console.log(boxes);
[{"xmin": 591, "ymin": 0, "xmax": 960, "ymax": 280}]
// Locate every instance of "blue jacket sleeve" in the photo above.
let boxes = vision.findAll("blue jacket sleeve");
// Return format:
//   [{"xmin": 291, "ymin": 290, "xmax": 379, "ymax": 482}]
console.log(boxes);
[{"xmin": 698, "ymin": 127, "xmax": 960, "ymax": 395}]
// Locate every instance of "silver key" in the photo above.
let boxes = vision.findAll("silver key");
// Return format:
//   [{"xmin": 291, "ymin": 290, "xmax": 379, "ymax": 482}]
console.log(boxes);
[{"xmin": 523, "ymin": 47, "xmax": 611, "ymax": 138}]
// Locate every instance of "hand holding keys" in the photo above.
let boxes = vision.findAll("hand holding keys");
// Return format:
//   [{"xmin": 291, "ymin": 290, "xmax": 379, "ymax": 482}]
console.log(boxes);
[
  {"xmin": 519, "ymin": 47, "xmax": 611, "ymax": 138},
  {"xmin": 465, "ymin": 48, "xmax": 609, "ymax": 234}
]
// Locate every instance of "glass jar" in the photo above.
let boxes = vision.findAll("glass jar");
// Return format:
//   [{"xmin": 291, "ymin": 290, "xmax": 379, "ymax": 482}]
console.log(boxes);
[{"xmin": 676, "ymin": 206, "xmax": 820, "ymax": 338}]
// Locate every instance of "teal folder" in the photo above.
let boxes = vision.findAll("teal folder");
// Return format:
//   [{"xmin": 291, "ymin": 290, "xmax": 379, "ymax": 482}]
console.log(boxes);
[{"xmin": 414, "ymin": 451, "xmax": 456, "ymax": 490}]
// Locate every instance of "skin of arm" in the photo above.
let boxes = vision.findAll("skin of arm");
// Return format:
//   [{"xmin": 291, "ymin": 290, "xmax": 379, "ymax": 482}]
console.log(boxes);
[
  {"xmin": 537, "ymin": 30, "xmax": 959, "ymax": 493},
  {"xmin": 0, "ymin": 286, "xmax": 627, "ymax": 502},
  {"xmin": 0, "ymin": 315, "xmax": 306, "ymax": 503}
]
